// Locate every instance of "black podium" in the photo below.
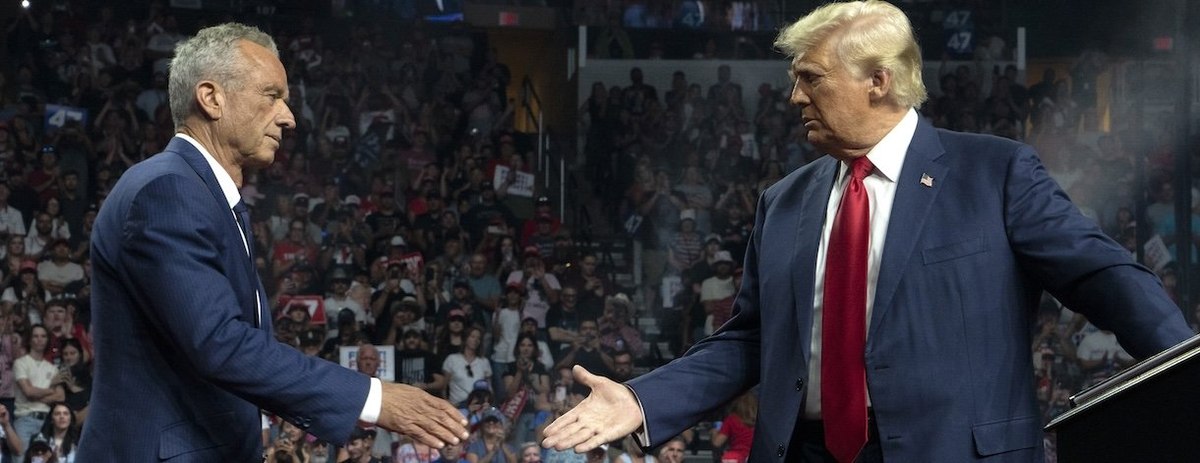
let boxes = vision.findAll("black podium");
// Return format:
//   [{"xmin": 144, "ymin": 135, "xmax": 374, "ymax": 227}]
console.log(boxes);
[{"xmin": 1046, "ymin": 333, "xmax": 1200, "ymax": 462}]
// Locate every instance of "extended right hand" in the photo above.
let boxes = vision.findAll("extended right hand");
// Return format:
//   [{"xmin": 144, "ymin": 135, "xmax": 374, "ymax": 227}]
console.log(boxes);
[
  {"xmin": 376, "ymin": 382, "xmax": 469, "ymax": 449},
  {"xmin": 540, "ymin": 365, "xmax": 643, "ymax": 453}
]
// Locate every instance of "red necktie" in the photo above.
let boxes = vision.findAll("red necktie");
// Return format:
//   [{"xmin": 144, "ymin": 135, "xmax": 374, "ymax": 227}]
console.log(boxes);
[{"xmin": 821, "ymin": 156, "xmax": 873, "ymax": 463}]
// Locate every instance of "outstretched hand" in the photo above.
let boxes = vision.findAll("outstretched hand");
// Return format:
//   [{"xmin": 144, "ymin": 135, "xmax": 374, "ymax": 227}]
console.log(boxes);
[
  {"xmin": 540, "ymin": 365, "xmax": 644, "ymax": 453},
  {"xmin": 376, "ymin": 382, "xmax": 469, "ymax": 449}
]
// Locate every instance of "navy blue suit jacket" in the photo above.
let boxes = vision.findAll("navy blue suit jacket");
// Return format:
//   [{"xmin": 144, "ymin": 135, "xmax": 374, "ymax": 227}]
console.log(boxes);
[
  {"xmin": 629, "ymin": 119, "xmax": 1193, "ymax": 461},
  {"xmin": 78, "ymin": 138, "xmax": 370, "ymax": 461}
]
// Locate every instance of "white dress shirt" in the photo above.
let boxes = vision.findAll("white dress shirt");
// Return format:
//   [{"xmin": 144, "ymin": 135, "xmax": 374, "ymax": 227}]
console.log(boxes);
[
  {"xmin": 804, "ymin": 108, "xmax": 918, "ymax": 419},
  {"xmin": 175, "ymin": 134, "xmax": 383, "ymax": 423}
]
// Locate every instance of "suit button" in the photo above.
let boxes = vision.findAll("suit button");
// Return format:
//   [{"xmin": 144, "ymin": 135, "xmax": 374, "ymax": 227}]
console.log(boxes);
[
  {"xmin": 777, "ymin": 444, "xmax": 785, "ymax": 457},
  {"xmin": 795, "ymin": 378, "xmax": 804, "ymax": 391}
]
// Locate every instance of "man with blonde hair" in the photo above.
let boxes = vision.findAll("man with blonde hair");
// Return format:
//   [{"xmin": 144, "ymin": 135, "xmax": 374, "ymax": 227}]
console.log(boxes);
[
  {"xmin": 81, "ymin": 23, "xmax": 467, "ymax": 460},
  {"xmin": 542, "ymin": 1, "xmax": 1190, "ymax": 461}
]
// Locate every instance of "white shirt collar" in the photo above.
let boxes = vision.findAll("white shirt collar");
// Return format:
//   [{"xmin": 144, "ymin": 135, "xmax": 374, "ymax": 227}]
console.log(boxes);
[
  {"xmin": 174, "ymin": 133, "xmax": 243, "ymax": 209},
  {"xmin": 851, "ymin": 108, "xmax": 919, "ymax": 183}
]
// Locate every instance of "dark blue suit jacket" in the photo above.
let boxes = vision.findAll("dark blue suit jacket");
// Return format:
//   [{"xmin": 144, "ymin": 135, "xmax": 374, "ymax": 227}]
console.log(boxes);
[
  {"xmin": 78, "ymin": 138, "xmax": 371, "ymax": 461},
  {"xmin": 629, "ymin": 119, "xmax": 1193, "ymax": 462}
]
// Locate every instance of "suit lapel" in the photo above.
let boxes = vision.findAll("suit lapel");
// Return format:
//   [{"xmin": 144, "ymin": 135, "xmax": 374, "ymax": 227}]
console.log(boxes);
[
  {"xmin": 793, "ymin": 157, "xmax": 839, "ymax": 343},
  {"xmin": 869, "ymin": 119, "xmax": 947, "ymax": 337},
  {"xmin": 165, "ymin": 137, "xmax": 229, "ymax": 213},
  {"xmin": 164, "ymin": 137, "xmax": 266, "ymax": 329}
]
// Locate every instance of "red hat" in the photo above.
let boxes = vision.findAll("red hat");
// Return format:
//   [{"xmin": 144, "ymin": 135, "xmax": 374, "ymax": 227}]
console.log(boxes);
[
  {"xmin": 522, "ymin": 245, "xmax": 541, "ymax": 257},
  {"xmin": 18, "ymin": 260, "xmax": 36, "ymax": 273}
]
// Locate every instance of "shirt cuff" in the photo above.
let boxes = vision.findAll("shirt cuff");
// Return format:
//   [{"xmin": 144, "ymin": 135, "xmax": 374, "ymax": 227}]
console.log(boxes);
[
  {"xmin": 623, "ymin": 384, "xmax": 652, "ymax": 448},
  {"xmin": 359, "ymin": 378, "xmax": 382, "ymax": 423}
]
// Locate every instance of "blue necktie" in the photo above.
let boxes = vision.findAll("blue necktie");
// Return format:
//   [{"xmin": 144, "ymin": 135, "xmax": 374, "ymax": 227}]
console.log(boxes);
[
  {"xmin": 232, "ymin": 200, "xmax": 263, "ymax": 327},
  {"xmin": 232, "ymin": 200, "xmax": 254, "ymax": 262}
]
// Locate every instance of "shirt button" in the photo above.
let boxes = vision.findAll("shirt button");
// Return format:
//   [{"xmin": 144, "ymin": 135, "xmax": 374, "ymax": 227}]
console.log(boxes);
[
  {"xmin": 795, "ymin": 378, "xmax": 804, "ymax": 391},
  {"xmin": 777, "ymin": 444, "xmax": 785, "ymax": 457}
]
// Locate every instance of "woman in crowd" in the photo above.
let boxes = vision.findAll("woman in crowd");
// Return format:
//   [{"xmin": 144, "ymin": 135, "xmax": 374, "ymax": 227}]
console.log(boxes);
[
  {"xmin": 443, "ymin": 326, "xmax": 491, "ymax": 406},
  {"xmin": 710, "ymin": 391, "xmax": 757, "ymax": 463},
  {"xmin": 501, "ymin": 334, "xmax": 549, "ymax": 445},
  {"xmin": 457, "ymin": 389, "xmax": 494, "ymax": 430},
  {"xmin": 491, "ymin": 235, "xmax": 520, "ymax": 281},
  {"xmin": 2, "ymin": 262, "xmax": 47, "ymax": 323},
  {"xmin": 37, "ymin": 402, "xmax": 78, "ymax": 463},
  {"xmin": 52, "ymin": 339, "xmax": 89, "ymax": 424},
  {"xmin": 265, "ymin": 419, "xmax": 312, "ymax": 463},
  {"xmin": 465, "ymin": 412, "xmax": 515, "ymax": 463},
  {"xmin": 435, "ymin": 309, "xmax": 469, "ymax": 357}
]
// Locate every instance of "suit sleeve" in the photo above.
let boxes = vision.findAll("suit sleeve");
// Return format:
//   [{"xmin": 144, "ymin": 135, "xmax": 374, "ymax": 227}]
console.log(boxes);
[
  {"xmin": 119, "ymin": 174, "xmax": 370, "ymax": 444},
  {"xmin": 626, "ymin": 193, "xmax": 768, "ymax": 447},
  {"xmin": 1003, "ymin": 145, "xmax": 1193, "ymax": 358}
]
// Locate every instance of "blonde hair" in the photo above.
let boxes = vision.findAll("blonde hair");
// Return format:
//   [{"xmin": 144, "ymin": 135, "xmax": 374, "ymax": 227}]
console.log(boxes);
[
  {"xmin": 774, "ymin": 0, "xmax": 927, "ymax": 108},
  {"xmin": 729, "ymin": 391, "xmax": 759, "ymax": 425}
]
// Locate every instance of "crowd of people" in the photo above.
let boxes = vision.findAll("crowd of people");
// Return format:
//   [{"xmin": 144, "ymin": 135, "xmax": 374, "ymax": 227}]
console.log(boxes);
[
  {"xmin": 0, "ymin": 2, "xmax": 719, "ymax": 462},
  {"xmin": 0, "ymin": 0, "xmax": 1188, "ymax": 462}
]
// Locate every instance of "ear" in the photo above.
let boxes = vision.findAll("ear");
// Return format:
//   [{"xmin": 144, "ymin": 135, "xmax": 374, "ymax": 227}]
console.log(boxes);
[
  {"xmin": 194, "ymin": 80, "xmax": 224, "ymax": 121},
  {"xmin": 867, "ymin": 68, "xmax": 892, "ymax": 101}
]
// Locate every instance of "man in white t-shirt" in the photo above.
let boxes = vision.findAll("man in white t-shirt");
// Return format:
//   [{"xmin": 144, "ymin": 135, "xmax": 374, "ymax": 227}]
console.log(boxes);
[
  {"xmin": 324, "ymin": 267, "xmax": 368, "ymax": 326},
  {"xmin": 36, "ymin": 240, "xmax": 84, "ymax": 296},
  {"xmin": 13, "ymin": 325, "xmax": 58, "ymax": 457},
  {"xmin": 505, "ymin": 247, "xmax": 561, "ymax": 327},
  {"xmin": 699, "ymin": 251, "xmax": 736, "ymax": 336}
]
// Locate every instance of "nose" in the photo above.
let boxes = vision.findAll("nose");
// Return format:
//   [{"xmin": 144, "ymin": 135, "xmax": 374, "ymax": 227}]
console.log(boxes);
[
  {"xmin": 789, "ymin": 79, "xmax": 809, "ymax": 106},
  {"xmin": 277, "ymin": 100, "xmax": 296, "ymax": 130}
]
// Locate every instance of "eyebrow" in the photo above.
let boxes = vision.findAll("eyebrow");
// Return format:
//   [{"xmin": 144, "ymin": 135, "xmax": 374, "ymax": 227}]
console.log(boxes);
[{"xmin": 263, "ymin": 84, "xmax": 287, "ymax": 98}]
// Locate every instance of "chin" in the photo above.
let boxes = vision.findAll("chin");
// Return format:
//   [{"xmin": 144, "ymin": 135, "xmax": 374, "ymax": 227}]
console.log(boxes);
[{"xmin": 246, "ymin": 151, "xmax": 277, "ymax": 168}]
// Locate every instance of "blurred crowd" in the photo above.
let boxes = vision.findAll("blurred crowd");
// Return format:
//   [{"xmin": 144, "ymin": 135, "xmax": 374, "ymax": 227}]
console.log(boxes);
[{"xmin": 0, "ymin": 1, "xmax": 1189, "ymax": 462}]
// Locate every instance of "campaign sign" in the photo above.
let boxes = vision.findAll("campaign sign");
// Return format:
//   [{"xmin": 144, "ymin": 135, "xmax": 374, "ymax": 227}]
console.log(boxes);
[
  {"xmin": 340, "ymin": 344, "xmax": 396, "ymax": 381},
  {"xmin": 278, "ymin": 295, "xmax": 326, "ymax": 325},
  {"xmin": 44, "ymin": 104, "xmax": 87, "ymax": 134}
]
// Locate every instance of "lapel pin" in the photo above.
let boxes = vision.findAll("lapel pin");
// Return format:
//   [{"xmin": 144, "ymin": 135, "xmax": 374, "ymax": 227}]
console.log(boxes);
[{"xmin": 920, "ymin": 173, "xmax": 934, "ymax": 188}]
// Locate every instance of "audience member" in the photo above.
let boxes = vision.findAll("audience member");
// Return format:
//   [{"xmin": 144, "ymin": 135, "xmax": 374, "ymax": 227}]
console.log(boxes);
[
  {"xmin": 13, "ymin": 325, "xmax": 57, "ymax": 456},
  {"xmin": 710, "ymin": 392, "xmax": 756, "ymax": 463},
  {"xmin": 443, "ymin": 326, "xmax": 491, "ymax": 406}
]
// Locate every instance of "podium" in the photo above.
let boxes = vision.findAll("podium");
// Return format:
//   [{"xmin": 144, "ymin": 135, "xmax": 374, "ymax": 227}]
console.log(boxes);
[{"xmin": 1046, "ymin": 333, "xmax": 1200, "ymax": 461}]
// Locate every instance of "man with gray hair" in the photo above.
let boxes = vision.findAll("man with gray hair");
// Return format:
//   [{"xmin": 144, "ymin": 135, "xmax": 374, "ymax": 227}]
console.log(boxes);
[
  {"xmin": 80, "ymin": 23, "xmax": 467, "ymax": 460},
  {"xmin": 542, "ymin": 1, "xmax": 1191, "ymax": 461}
]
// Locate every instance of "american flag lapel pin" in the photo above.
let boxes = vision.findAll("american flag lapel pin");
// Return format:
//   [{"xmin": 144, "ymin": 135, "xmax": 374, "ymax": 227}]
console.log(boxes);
[{"xmin": 920, "ymin": 173, "xmax": 934, "ymax": 188}]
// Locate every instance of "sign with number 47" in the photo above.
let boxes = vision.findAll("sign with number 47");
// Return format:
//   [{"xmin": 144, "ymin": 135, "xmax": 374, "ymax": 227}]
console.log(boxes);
[{"xmin": 44, "ymin": 104, "xmax": 88, "ymax": 134}]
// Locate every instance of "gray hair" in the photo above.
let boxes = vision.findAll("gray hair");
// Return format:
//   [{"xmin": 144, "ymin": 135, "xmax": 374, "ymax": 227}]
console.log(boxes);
[{"xmin": 168, "ymin": 23, "xmax": 279, "ymax": 130}]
